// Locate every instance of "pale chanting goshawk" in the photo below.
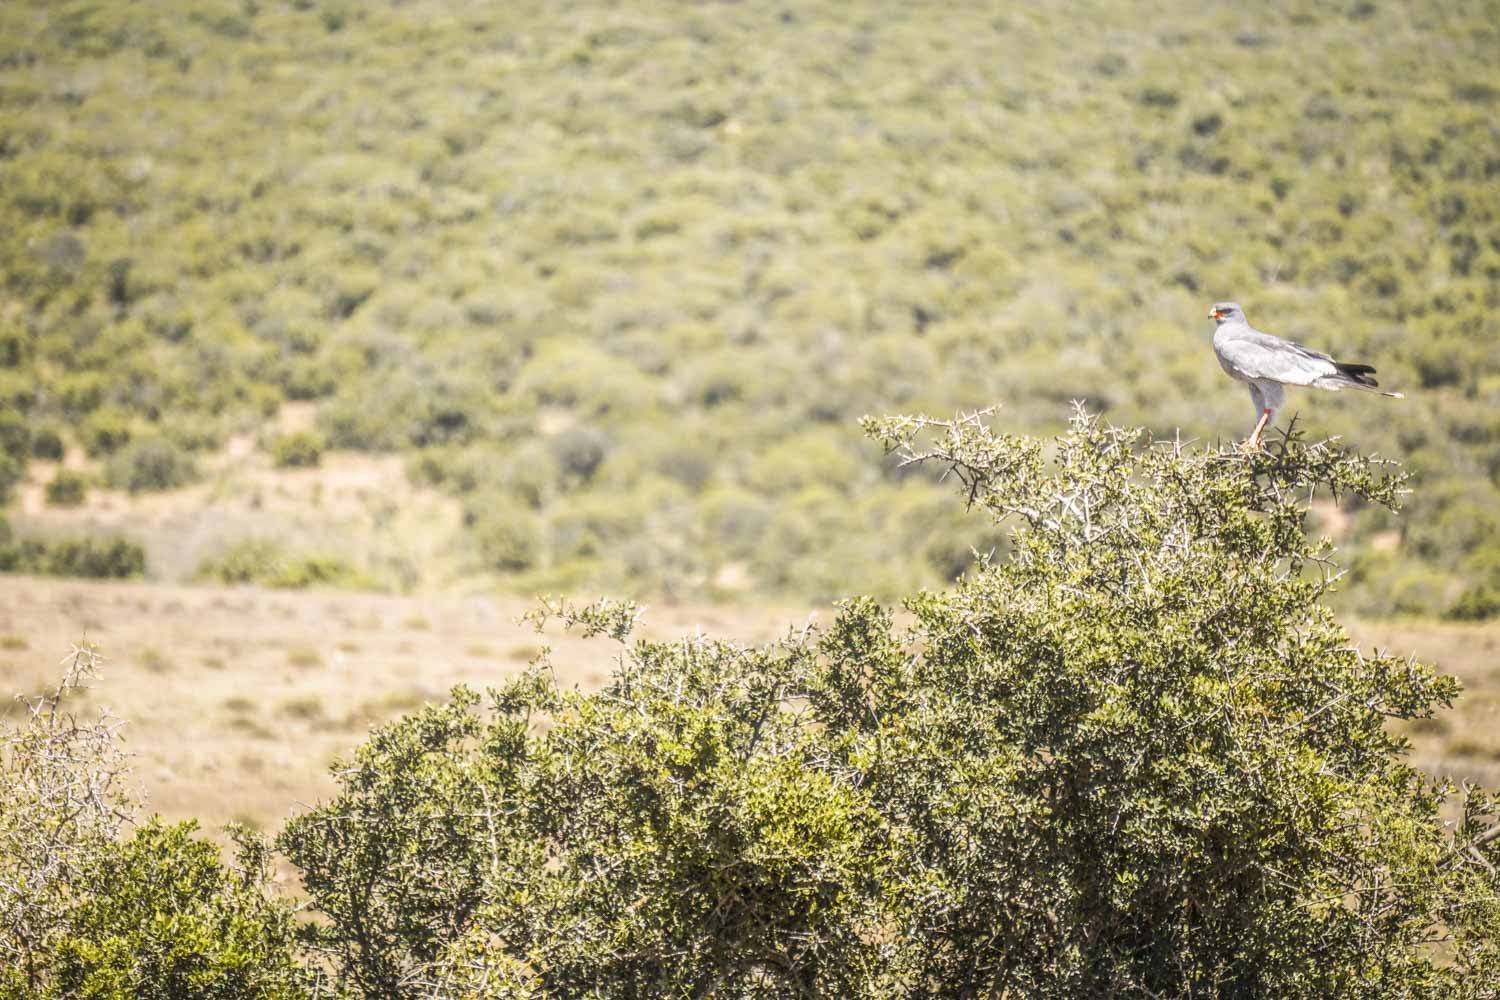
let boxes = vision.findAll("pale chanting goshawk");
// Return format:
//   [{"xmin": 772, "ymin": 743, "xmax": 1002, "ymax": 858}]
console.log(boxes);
[{"xmin": 1208, "ymin": 302, "xmax": 1403, "ymax": 449}]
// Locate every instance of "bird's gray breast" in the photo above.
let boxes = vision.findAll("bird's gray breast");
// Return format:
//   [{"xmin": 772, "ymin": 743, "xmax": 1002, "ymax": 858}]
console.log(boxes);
[{"xmin": 1212, "ymin": 327, "xmax": 1255, "ymax": 382}]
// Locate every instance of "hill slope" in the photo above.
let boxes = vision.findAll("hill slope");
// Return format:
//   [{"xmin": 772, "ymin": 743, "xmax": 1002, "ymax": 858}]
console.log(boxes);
[{"xmin": 1, "ymin": 0, "xmax": 1497, "ymax": 609}]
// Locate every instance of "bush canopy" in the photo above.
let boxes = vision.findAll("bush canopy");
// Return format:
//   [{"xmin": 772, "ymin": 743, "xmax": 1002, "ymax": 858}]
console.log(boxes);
[{"xmin": 272, "ymin": 410, "xmax": 1500, "ymax": 997}]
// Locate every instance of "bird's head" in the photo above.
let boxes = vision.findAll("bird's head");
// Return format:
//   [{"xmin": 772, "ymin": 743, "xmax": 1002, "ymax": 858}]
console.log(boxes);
[{"xmin": 1208, "ymin": 302, "xmax": 1244, "ymax": 325}]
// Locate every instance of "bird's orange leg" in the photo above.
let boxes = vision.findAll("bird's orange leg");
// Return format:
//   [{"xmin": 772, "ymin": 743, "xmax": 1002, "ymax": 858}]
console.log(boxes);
[{"xmin": 1245, "ymin": 409, "xmax": 1272, "ymax": 452}]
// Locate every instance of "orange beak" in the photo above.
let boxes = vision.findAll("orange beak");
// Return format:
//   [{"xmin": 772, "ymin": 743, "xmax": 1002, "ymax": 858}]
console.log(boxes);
[{"xmin": 1208, "ymin": 308, "xmax": 1222, "ymax": 320}]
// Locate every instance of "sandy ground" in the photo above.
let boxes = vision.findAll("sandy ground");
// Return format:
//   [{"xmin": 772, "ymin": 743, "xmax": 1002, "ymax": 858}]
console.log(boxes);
[
  {"xmin": 1349, "ymin": 618, "xmax": 1500, "ymax": 790},
  {"xmin": 0, "ymin": 575, "xmax": 810, "ymax": 831},
  {"xmin": 0, "ymin": 575, "xmax": 1496, "ymax": 833}
]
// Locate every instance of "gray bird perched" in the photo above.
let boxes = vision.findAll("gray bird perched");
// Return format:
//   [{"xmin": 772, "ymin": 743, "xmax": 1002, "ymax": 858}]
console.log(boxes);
[{"xmin": 1208, "ymin": 301, "xmax": 1403, "ymax": 449}]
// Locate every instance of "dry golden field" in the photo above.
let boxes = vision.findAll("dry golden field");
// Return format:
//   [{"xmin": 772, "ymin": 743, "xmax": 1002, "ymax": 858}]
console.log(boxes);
[
  {"xmin": 0, "ymin": 575, "xmax": 810, "ymax": 831},
  {"xmin": 0, "ymin": 575, "xmax": 1495, "ymax": 834}
]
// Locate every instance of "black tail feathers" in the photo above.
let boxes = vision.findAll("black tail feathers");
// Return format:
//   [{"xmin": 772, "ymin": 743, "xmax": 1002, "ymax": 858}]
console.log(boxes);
[{"xmin": 1334, "ymin": 361, "xmax": 1379, "ymax": 387}]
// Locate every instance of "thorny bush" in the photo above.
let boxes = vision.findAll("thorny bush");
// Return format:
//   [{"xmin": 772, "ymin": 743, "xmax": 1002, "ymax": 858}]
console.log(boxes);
[{"xmin": 277, "ymin": 408, "xmax": 1500, "ymax": 998}]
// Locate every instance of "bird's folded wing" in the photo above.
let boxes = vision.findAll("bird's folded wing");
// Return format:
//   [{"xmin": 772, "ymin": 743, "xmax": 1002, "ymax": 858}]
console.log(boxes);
[{"xmin": 1215, "ymin": 330, "xmax": 1339, "ymax": 385}]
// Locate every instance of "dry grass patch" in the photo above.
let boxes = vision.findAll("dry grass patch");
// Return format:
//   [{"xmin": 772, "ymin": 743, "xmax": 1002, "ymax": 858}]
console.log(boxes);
[
  {"xmin": 138, "ymin": 647, "xmax": 171, "ymax": 674},
  {"xmin": 277, "ymin": 696, "xmax": 326, "ymax": 722},
  {"xmin": 226, "ymin": 716, "xmax": 276, "ymax": 740},
  {"xmin": 285, "ymin": 647, "xmax": 323, "ymax": 669}
]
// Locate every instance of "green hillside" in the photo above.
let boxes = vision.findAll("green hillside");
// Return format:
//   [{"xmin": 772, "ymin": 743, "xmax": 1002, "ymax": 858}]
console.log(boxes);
[{"xmin": 1, "ymin": 0, "xmax": 1496, "ymax": 611}]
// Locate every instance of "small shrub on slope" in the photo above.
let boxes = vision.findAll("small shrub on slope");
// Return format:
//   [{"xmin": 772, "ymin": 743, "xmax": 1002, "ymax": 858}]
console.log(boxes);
[
  {"xmin": 44, "ymin": 470, "xmax": 88, "ymax": 507},
  {"xmin": 103, "ymin": 436, "xmax": 197, "ymax": 493},
  {"xmin": 270, "ymin": 431, "xmax": 325, "ymax": 469}
]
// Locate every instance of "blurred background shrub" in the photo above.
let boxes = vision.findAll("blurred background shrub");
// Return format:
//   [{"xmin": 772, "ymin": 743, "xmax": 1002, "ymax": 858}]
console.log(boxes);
[
  {"xmin": 43, "ymin": 470, "xmax": 89, "ymax": 507},
  {"xmin": 0, "ymin": 528, "xmax": 146, "ymax": 579},
  {"xmin": 104, "ymin": 437, "xmax": 197, "ymax": 493},
  {"xmin": 270, "ymin": 430, "xmax": 325, "ymax": 469},
  {"xmin": 196, "ymin": 537, "xmax": 371, "ymax": 590}
]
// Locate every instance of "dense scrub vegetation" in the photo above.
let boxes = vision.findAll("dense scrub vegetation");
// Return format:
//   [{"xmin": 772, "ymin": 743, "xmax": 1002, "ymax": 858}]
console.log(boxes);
[
  {"xmin": 2, "ymin": 0, "xmax": 1498, "ymax": 611},
  {"xmin": 0, "ymin": 518, "xmax": 145, "ymax": 579},
  {"xmin": 194, "ymin": 535, "xmax": 367, "ymax": 589},
  {"xmin": 5, "ymin": 415, "xmax": 1499, "ymax": 996}
]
